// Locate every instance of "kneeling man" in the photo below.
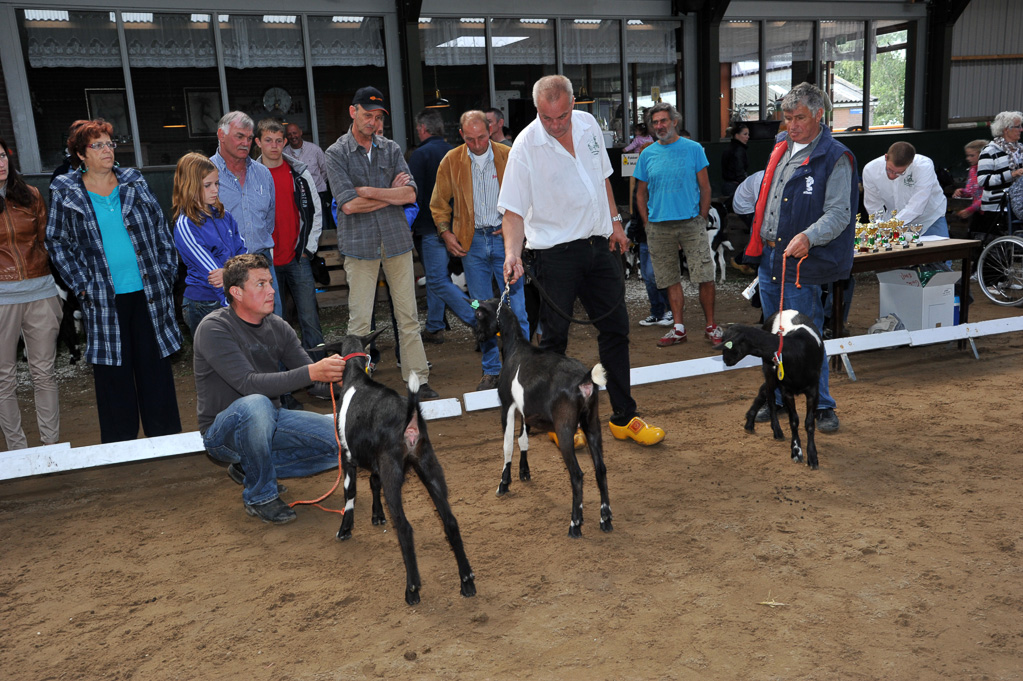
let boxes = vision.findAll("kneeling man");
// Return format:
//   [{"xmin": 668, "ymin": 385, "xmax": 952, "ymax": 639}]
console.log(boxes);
[{"xmin": 194, "ymin": 253, "xmax": 347, "ymax": 524}]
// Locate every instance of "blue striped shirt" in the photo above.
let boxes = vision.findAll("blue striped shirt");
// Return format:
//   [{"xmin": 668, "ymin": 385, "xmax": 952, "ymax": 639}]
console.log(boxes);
[
  {"xmin": 469, "ymin": 144, "xmax": 501, "ymax": 228},
  {"xmin": 211, "ymin": 151, "xmax": 275, "ymax": 253}
]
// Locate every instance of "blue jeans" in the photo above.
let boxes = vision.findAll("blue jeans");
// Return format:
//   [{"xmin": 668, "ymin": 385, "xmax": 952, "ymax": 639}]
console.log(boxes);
[
  {"xmin": 275, "ymin": 256, "xmax": 324, "ymax": 349},
  {"xmin": 253, "ymin": 248, "xmax": 283, "ymax": 317},
  {"xmin": 203, "ymin": 394, "xmax": 339, "ymax": 505},
  {"xmin": 182, "ymin": 297, "xmax": 220, "ymax": 338},
  {"xmin": 757, "ymin": 244, "xmax": 836, "ymax": 411},
  {"xmin": 922, "ymin": 215, "xmax": 949, "ymax": 238},
  {"xmin": 639, "ymin": 242, "xmax": 669, "ymax": 318},
  {"xmin": 419, "ymin": 232, "xmax": 475, "ymax": 333},
  {"xmin": 464, "ymin": 227, "xmax": 529, "ymax": 376}
]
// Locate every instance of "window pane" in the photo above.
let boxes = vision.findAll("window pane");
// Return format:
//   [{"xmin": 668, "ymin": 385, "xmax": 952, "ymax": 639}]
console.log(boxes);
[
  {"xmin": 626, "ymin": 20, "xmax": 679, "ymax": 143},
  {"xmin": 18, "ymin": 10, "xmax": 131, "ymax": 170},
  {"xmin": 220, "ymin": 15, "xmax": 308, "ymax": 139},
  {"xmin": 765, "ymin": 20, "xmax": 814, "ymax": 121},
  {"xmin": 871, "ymin": 21, "xmax": 908, "ymax": 129},
  {"xmin": 308, "ymin": 15, "xmax": 388, "ymax": 146},
  {"xmin": 820, "ymin": 21, "xmax": 866, "ymax": 132},
  {"xmin": 125, "ymin": 13, "xmax": 221, "ymax": 163},
  {"xmin": 720, "ymin": 20, "xmax": 759, "ymax": 136},
  {"xmin": 561, "ymin": 19, "xmax": 623, "ymax": 146},
  {"xmin": 420, "ymin": 17, "xmax": 489, "ymax": 140},
  {"xmin": 491, "ymin": 17, "xmax": 556, "ymax": 138}
]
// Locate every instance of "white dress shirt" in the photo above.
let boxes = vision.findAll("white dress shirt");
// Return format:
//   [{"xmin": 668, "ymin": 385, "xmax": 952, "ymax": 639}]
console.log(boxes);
[
  {"xmin": 498, "ymin": 110, "xmax": 612, "ymax": 250},
  {"xmin": 862, "ymin": 154, "xmax": 947, "ymax": 230}
]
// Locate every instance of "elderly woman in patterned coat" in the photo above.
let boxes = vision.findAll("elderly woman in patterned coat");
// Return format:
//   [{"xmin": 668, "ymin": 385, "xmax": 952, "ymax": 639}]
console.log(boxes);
[{"xmin": 46, "ymin": 119, "xmax": 181, "ymax": 443}]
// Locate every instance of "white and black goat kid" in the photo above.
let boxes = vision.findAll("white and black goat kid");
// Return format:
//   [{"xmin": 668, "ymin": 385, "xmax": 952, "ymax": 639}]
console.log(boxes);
[
  {"xmin": 472, "ymin": 297, "xmax": 612, "ymax": 538},
  {"xmin": 720, "ymin": 310, "xmax": 824, "ymax": 469},
  {"xmin": 325, "ymin": 331, "xmax": 475, "ymax": 606}
]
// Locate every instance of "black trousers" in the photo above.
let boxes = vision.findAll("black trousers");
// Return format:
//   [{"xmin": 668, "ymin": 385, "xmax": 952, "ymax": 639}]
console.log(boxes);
[
  {"xmin": 532, "ymin": 236, "xmax": 636, "ymax": 422},
  {"xmin": 91, "ymin": 290, "xmax": 181, "ymax": 443}
]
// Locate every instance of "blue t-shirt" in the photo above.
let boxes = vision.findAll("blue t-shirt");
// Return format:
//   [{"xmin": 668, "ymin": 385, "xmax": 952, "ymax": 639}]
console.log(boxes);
[
  {"xmin": 88, "ymin": 189, "xmax": 144, "ymax": 294},
  {"xmin": 632, "ymin": 137, "xmax": 709, "ymax": 222}
]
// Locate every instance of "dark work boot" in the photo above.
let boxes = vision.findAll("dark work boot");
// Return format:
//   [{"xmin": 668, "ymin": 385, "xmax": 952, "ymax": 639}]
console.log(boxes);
[{"xmin": 244, "ymin": 497, "xmax": 297, "ymax": 525}]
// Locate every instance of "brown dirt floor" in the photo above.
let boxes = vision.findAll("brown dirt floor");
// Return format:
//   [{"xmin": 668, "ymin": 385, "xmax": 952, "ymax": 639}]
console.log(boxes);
[{"xmin": 2, "ymin": 267, "xmax": 1022, "ymax": 681}]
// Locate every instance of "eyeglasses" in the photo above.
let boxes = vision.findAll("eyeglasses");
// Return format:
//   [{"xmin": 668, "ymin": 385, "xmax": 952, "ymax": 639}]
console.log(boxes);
[{"xmin": 87, "ymin": 141, "xmax": 117, "ymax": 150}]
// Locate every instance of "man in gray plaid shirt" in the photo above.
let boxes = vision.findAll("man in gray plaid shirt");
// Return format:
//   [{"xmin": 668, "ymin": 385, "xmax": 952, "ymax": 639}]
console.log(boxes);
[{"xmin": 325, "ymin": 86, "xmax": 436, "ymax": 398}]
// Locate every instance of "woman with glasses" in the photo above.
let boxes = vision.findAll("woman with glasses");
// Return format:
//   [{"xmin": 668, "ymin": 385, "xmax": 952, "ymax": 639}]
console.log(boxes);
[
  {"xmin": 46, "ymin": 119, "xmax": 181, "ymax": 443},
  {"xmin": 0, "ymin": 136, "xmax": 63, "ymax": 449},
  {"xmin": 977, "ymin": 110, "xmax": 1023, "ymax": 234}
]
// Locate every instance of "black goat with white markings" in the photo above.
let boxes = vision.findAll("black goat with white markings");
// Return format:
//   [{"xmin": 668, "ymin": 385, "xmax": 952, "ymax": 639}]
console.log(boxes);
[
  {"xmin": 720, "ymin": 310, "xmax": 824, "ymax": 469},
  {"xmin": 324, "ymin": 331, "xmax": 475, "ymax": 606},
  {"xmin": 472, "ymin": 297, "xmax": 612, "ymax": 538}
]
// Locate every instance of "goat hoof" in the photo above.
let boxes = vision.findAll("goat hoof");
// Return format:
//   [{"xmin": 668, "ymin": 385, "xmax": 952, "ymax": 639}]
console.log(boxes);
[
  {"xmin": 336, "ymin": 530, "xmax": 352, "ymax": 542},
  {"xmin": 600, "ymin": 519, "xmax": 613, "ymax": 533},
  {"xmin": 496, "ymin": 483, "xmax": 509, "ymax": 497},
  {"xmin": 568, "ymin": 524, "xmax": 582, "ymax": 539},
  {"xmin": 773, "ymin": 431, "xmax": 785, "ymax": 441},
  {"xmin": 744, "ymin": 424, "xmax": 755, "ymax": 433},
  {"xmin": 519, "ymin": 470, "xmax": 531, "ymax": 482},
  {"xmin": 372, "ymin": 515, "xmax": 387, "ymax": 526},
  {"xmin": 405, "ymin": 588, "xmax": 421, "ymax": 606},
  {"xmin": 460, "ymin": 579, "xmax": 477, "ymax": 598},
  {"xmin": 808, "ymin": 460, "xmax": 820, "ymax": 471},
  {"xmin": 792, "ymin": 453, "xmax": 803, "ymax": 464}
]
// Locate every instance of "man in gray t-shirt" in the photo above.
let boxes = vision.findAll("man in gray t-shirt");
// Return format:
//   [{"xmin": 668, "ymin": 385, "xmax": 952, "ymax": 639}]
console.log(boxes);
[{"xmin": 194, "ymin": 253, "xmax": 347, "ymax": 525}]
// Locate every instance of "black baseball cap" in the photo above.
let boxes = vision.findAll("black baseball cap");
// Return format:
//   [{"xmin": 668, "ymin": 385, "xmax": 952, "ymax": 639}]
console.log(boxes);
[{"xmin": 352, "ymin": 86, "xmax": 388, "ymax": 114}]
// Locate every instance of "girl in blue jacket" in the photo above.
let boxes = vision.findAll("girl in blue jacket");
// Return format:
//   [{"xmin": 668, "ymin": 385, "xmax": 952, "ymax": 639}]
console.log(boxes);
[{"xmin": 172, "ymin": 152, "xmax": 246, "ymax": 336}]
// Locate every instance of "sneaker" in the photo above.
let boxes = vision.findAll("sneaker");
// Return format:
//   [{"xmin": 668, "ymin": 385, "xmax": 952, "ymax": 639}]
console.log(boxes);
[
  {"xmin": 476, "ymin": 374, "xmax": 500, "ymax": 391},
  {"xmin": 816, "ymin": 408, "xmax": 840, "ymax": 433},
  {"xmin": 608, "ymin": 416, "xmax": 665, "ymax": 446},
  {"xmin": 657, "ymin": 311, "xmax": 675, "ymax": 327},
  {"xmin": 548, "ymin": 429, "xmax": 586, "ymax": 450},
  {"xmin": 638, "ymin": 314, "xmax": 661, "ymax": 327},
  {"xmin": 244, "ymin": 497, "xmax": 297, "ymax": 525},
  {"xmin": 280, "ymin": 393, "xmax": 304, "ymax": 410},
  {"xmin": 422, "ymin": 329, "xmax": 445, "ymax": 344},
  {"xmin": 227, "ymin": 463, "xmax": 287, "ymax": 494},
  {"xmin": 419, "ymin": 382, "xmax": 439, "ymax": 399},
  {"xmin": 705, "ymin": 324, "xmax": 724, "ymax": 348},
  {"xmin": 657, "ymin": 326, "xmax": 687, "ymax": 347}
]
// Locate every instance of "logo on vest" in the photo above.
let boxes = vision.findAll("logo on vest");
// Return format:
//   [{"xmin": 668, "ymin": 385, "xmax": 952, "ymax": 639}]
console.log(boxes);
[
  {"xmin": 903, "ymin": 172, "xmax": 915, "ymax": 187},
  {"xmin": 803, "ymin": 176, "xmax": 815, "ymax": 195},
  {"xmin": 587, "ymin": 137, "xmax": 601, "ymax": 155}
]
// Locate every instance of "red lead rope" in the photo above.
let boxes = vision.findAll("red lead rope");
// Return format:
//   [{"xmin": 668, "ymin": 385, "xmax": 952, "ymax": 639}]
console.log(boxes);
[
  {"xmin": 774, "ymin": 253, "xmax": 809, "ymax": 376},
  {"xmin": 288, "ymin": 351, "xmax": 369, "ymax": 514}
]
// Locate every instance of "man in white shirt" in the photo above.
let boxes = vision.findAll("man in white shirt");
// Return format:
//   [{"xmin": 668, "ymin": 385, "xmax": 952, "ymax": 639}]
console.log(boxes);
[
  {"xmin": 284, "ymin": 123, "xmax": 333, "ymax": 231},
  {"xmin": 862, "ymin": 141, "xmax": 949, "ymax": 237},
  {"xmin": 498, "ymin": 75, "xmax": 665, "ymax": 447}
]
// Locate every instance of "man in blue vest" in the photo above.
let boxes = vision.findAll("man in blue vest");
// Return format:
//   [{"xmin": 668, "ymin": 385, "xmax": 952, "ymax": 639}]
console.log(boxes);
[{"xmin": 744, "ymin": 82, "xmax": 858, "ymax": 433}]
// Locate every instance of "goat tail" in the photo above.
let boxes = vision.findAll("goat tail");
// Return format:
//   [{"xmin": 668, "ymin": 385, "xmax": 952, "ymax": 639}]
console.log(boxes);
[
  {"xmin": 404, "ymin": 372, "xmax": 423, "ymax": 452},
  {"xmin": 591, "ymin": 363, "xmax": 607, "ymax": 387}
]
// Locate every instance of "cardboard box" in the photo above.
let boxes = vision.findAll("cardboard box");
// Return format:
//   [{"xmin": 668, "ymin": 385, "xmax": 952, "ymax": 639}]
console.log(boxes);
[{"xmin": 876, "ymin": 270, "xmax": 961, "ymax": 331}]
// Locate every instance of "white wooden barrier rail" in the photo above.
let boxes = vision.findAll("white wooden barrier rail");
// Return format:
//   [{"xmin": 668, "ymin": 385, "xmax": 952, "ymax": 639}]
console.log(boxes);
[{"xmin": 3, "ymin": 316, "xmax": 1021, "ymax": 482}]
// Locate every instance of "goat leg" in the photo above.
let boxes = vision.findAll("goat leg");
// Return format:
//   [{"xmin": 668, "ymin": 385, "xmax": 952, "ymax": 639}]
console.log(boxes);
[
  {"xmin": 412, "ymin": 449, "xmax": 476, "ymax": 599},
  {"xmin": 518, "ymin": 421, "xmax": 531, "ymax": 481},
  {"xmin": 804, "ymin": 393, "xmax": 820, "ymax": 470},
  {"xmin": 782, "ymin": 393, "xmax": 803, "ymax": 464},
  {"xmin": 379, "ymin": 459, "xmax": 422, "ymax": 606},
  {"xmin": 497, "ymin": 405, "xmax": 517, "ymax": 496},
  {"xmin": 336, "ymin": 453, "xmax": 358, "ymax": 541},
  {"xmin": 557, "ymin": 426, "xmax": 586, "ymax": 539},
  {"xmin": 583, "ymin": 409, "xmax": 612, "ymax": 533},
  {"xmin": 369, "ymin": 471, "xmax": 386, "ymax": 526}
]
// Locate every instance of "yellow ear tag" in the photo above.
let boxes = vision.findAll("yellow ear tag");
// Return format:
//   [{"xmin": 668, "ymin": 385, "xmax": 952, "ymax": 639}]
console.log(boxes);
[{"xmin": 776, "ymin": 361, "xmax": 784, "ymax": 381}]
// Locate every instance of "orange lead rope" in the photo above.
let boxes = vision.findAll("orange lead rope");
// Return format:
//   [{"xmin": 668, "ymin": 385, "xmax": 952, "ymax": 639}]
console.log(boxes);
[{"xmin": 774, "ymin": 251, "xmax": 809, "ymax": 381}]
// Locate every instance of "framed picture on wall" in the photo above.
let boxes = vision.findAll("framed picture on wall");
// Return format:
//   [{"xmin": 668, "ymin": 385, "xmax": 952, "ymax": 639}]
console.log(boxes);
[
  {"xmin": 185, "ymin": 88, "xmax": 223, "ymax": 138},
  {"xmin": 84, "ymin": 88, "xmax": 130, "ymax": 137}
]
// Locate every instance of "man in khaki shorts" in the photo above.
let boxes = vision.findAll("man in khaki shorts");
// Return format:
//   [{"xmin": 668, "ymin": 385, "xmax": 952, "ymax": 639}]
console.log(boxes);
[{"xmin": 633, "ymin": 102, "xmax": 722, "ymax": 348}]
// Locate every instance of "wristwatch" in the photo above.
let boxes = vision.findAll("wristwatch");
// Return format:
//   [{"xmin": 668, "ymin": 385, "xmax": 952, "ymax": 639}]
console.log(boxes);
[{"xmin": 611, "ymin": 214, "xmax": 623, "ymax": 223}]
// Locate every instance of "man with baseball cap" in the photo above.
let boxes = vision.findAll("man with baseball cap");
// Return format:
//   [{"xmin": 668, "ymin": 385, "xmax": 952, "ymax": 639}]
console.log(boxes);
[{"xmin": 325, "ymin": 87, "xmax": 438, "ymax": 398}]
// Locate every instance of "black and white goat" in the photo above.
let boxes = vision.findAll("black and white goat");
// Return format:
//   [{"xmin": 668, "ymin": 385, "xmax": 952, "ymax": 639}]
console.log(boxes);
[
  {"xmin": 325, "ymin": 331, "xmax": 476, "ymax": 605},
  {"xmin": 720, "ymin": 310, "xmax": 824, "ymax": 469},
  {"xmin": 472, "ymin": 297, "xmax": 612, "ymax": 538}
]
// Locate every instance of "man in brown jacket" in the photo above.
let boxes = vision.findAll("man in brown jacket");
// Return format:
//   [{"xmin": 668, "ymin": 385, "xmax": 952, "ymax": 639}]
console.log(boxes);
[{"xmin": 430, "ymin": 110, "xmax": 529, "ymax": 391}]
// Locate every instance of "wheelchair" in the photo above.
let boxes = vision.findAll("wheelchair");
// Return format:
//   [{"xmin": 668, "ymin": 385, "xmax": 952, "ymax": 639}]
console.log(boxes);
[{"xmin": 976, "ymin": 196, "xmax": 1023, "ymax": 307}]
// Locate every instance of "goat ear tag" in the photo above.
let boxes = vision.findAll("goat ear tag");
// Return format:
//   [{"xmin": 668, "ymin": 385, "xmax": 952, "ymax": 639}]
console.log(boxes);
[
  {"xmin": 776, "ymin": 361, "xmax": 785, "ymax": 380},
  {"xmin": 470, "ymin": 300, "xmax": 480, "ymax": 310},
  {"xmin": 724, "ymin": 341, "xmax": 732, "ymax": 349}
]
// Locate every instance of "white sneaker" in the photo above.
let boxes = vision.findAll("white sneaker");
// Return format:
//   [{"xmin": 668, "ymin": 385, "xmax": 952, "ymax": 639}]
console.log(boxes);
[
  {"xmin": 657, "ymin": 311, "xmax": 674, "ymax": 327},
  {"xmin": 638, "ymin": 314, "xmax": 660, "ymax": 326}
]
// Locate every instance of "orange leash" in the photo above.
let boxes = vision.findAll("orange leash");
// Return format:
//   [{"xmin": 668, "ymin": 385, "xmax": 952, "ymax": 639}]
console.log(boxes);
[
  {"xmin": 287, "ymin": 351, "xmax": 369, "ymax": 514},
  {"xmin": 774, "ymin": 251, "xmax": 809, "ymax": 379}
]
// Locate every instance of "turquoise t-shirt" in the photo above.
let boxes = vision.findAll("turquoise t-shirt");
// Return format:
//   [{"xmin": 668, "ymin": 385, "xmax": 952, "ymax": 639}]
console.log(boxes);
[
  {"xmin": 632, "ymin": 137, "xmax": 709, "ymax": 222},
  {"xmin": 88, "ymin": 189, "xmax": 144, "ymax": 294}
]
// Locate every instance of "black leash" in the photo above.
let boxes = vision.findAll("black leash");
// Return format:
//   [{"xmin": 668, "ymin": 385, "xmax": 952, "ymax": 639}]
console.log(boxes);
[{"xmin": 521, "ymin": 253, "xmax": 627, "ymax": 326}]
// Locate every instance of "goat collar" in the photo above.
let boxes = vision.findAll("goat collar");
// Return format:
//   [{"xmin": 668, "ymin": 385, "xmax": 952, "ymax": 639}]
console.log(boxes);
[{"xmin": 340, "ymin": 352, "xmax": 370, "ymax": 362}]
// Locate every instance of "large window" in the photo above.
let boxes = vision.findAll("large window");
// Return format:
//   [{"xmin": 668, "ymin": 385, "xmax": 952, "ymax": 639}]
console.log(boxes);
[
  {"xmin": 491, "ymin": 17, "xmax": 556, "ymax": 137},
  {"xmin": 871, "ymin": 21, "xmax": 909, "ymax": 128},
  {"xmin": 561, "ymin": 19, "xmax": 623, "ymax": 145},
  {"xmin": 821, "ymin": 21, "xmax": 867, "ymax": 131},
  {"xmin": 18, "ymin": 10, "xmax": 132, "ymax": 169},
  {"xmin": 765, "ymin": 21, "xmax": 814, "ymax": 121},
  {"xmin": 626, "ymin": 20, "xmax": 680, "ymax": 137},
  {"xmin": 719, "ymin": 20, "xmax": 760, "ymax": 134},
  {"xmin": 419, "ymin": 17, "xmax": 489, "ymax": 141}
]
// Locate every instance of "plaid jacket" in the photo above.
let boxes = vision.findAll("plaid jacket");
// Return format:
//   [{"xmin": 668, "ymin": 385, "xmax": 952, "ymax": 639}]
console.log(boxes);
[{"xmin": 46, "ymin": 167, "xmax": 181, "ymax": 365}]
